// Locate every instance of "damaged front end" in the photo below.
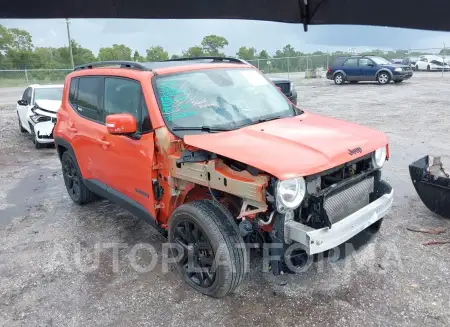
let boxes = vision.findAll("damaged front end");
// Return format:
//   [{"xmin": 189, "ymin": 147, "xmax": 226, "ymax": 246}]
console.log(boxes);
[
  {"xmin": 29, "ymin": 106, "xmax": 57, "ymax": 144},
  {"xmin": 409, "ymin": 155, "xmax": 450, "ymax": 218}
]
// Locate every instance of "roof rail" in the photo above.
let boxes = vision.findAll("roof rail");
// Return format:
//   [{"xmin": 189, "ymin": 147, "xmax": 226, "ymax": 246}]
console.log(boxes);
[
  {"xmin": 162, "ymin": 56, "xmax": 245, "ymax": 64},
  {"xmin": 74, "ymin": 61, "xmax": 150, "ymax": 71}
]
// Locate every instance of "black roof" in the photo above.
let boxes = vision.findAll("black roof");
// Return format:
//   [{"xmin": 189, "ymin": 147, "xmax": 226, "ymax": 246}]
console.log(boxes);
[{"xmin": 2, "ymin": 0, "xmax": 450, "ymax": 32}]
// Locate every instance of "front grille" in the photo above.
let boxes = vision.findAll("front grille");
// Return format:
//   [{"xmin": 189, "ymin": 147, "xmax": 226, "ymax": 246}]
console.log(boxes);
[
  {"xmin": 324, "ymin": 177, "xmax": 374, "ymax": 224},
  {"xmin": 275, "ymin": 82, "xmax": 290, "ymax": 95}
]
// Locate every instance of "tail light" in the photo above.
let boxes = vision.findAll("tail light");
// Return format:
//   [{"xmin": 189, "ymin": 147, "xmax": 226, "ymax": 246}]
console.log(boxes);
[{"xmin": 327, "ymin": 68, "xmax": 331, "ymax": 73}]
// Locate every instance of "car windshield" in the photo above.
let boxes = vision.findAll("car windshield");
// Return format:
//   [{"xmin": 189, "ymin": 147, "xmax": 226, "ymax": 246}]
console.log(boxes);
[
  {"xmin": 34, "ymin": 87, "xmax": 63, "ymax": 102},
  {"xmin": 368, "ymin": 56, "xmax": 392, "ymax": 65},
  {"xmin": 153, "ymin": 68, "xmax": 294, "ymax": 133}
]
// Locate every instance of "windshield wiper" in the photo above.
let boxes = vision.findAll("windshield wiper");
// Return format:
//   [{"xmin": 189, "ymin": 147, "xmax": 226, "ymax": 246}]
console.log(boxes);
[{"xmin": 172, "ymin": 126, "xmax": 232, "ymax": 133}]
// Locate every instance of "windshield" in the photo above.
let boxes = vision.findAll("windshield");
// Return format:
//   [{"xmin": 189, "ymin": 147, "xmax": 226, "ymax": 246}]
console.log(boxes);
[
  {"xmin": 34, "ymin": 87, "xmax": 63, "ymax": 102},
  {"xmin": 153, "ymin": 68, "xmax": 294, "ymax": 133},
  {"xmin": 368, "ymin": 56, "xmax": 392, "ymax": 65}
]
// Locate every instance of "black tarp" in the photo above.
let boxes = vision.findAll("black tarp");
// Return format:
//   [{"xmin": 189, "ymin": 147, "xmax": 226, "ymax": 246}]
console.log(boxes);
[{"xmin": 1, "ymin": 0, "xmax": 450, "ymax": 32}]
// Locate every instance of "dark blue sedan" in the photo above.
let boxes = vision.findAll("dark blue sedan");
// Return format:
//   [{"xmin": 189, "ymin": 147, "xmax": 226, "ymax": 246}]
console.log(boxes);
[{"xmin": 326, "ymin": 55, "xmax": 413, "ymax": 85}]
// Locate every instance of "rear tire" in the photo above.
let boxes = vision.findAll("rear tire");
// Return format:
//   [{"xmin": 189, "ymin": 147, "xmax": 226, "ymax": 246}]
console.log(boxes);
[
  {"xmin": 377, "ymin": 72, "xmax": 391, "ymax": 84},
  {"xmin": 168, "ymin": 200, "xmax": 246, "ymax": 298},
  {"xmin": 427, "ymin": 65, "xmax": 431, "ymax": 71},
  {"xmin": 61, "ymin": 151, "xmax": 97, "ymax": 205},
  {"xmin": 334, "ymin": 73, "xmax": 344, "ymax": 85},
  {"xmin": 415, "ymin": 65, "xmax": 419, "ymax": 71}
]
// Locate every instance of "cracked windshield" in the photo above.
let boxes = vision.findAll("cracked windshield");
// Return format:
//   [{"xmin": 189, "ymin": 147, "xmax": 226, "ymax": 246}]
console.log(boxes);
[{"xmin": 155, "ymin": 68, "xmax": 292, "ymax": 131}]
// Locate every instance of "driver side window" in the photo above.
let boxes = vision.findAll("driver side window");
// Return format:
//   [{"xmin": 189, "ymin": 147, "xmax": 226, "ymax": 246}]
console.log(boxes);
[
  {"xmin": 104, "ymin": 77, "xmax": 151, "ymax": 133},
  {"xmin": 359, "ymin": 58, "xmax": 373, "ymax": 66},
  {"xmin": 21, "ymin": 87, "xmax": 32, "ymax": 104}
]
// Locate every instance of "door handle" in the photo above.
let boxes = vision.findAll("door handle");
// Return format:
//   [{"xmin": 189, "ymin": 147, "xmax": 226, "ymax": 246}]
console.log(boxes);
[{"xmin": 96, "ymin": 138, "xmax": 110, "ymax": 148}]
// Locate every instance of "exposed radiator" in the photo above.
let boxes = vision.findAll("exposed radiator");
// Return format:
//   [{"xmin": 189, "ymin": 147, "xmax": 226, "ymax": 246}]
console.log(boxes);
[{"xmin": 324, "ymin": 177, "xmax": 374, "ymax": 224}]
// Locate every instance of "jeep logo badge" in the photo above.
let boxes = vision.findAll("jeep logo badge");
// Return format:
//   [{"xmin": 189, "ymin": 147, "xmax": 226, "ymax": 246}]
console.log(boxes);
[{"xmin": 348, "ymin": 147, "xmax": 362, "ymax": 155}]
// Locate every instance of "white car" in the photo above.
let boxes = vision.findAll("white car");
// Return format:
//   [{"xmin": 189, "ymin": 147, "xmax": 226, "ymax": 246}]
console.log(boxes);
[
  {"xmin": 16, "ymin": 84, "xmax": 63, "ymax": 149},
  {"xmin": 415, "ymin": 55, "xmax": 450, "ymax": 71}
]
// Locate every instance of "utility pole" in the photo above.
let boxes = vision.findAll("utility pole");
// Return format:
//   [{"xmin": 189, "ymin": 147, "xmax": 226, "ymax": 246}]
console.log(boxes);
[{"xmin": 66, "ymin": 18, "xmax": 74, "ymax": 69}]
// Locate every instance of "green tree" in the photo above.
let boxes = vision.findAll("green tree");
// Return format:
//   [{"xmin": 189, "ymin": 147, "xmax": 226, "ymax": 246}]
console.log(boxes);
[
  {"xmin": 53, "ymin": 40, "xmax": 95, "ymax": 67},
  {"xmin": 171, "ymin": 54, "xmax": 181, "ymax": 59},
  {"xmin": 236, "ymin": 46, "xmax": 257, "ymax": 60},
  {"xmin": 133, "ymin": 50, "xmax": 144, "ymax": 62},
  {"xmin": 98, "ymin": 44, "xmax": 132, "ymax": 61},
  {"xmin": 145, "ymin": 46, "xmax": 169, "ymax": 62},
  {"xmin": 258, "ymin": 50, "xmax": 270, "ymax": 60},
  {"xmin": 182, "ymin": 46, "xmax": 204, "ymax": 58},
  {"xmin": 201, "ymin": 35, "xmax": 228, "ymax": 56},
  {"xmin": 5, "ymin": 28, "xmax": 33, "ymax": 52},
  {"xmin": 0, "ymin": 24, "xmax": 12, "ymax": 51}
]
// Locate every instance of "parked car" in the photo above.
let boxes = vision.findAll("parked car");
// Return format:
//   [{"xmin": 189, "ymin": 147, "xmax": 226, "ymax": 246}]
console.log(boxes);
[
  {"xmin": 54, "ymin": 57, "xmax": 393, "ymax": 298},
  {"xmin": 17, "ymin": 84, "xmax": 63, "ymax": 149},
  {"xmin": 267, "ymin": 76, "xmax": 297, "ymax": 105},
  {"xmin": 401, "ymin": 56, "xmax": 421, "ymax": 70},
  {"xmin": 415, "ymin": 55, "xmax": 450, "ymax": 71},
  {"xmin": 326, "ymin": 55, "xmax": 413, "ymax": 85}
]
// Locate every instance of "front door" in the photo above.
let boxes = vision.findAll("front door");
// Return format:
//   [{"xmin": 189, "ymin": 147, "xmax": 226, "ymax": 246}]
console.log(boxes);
[
  {"xmin": 17, "ymin": 87, "xmax": 33, "ymax": 133},
  {"xmin": 358, "ymin": 58, "xmax": 378, "ymax": 81},
  {"xmin": 100, "ymin": 77, "xmax": 156, "ymax": 217}
]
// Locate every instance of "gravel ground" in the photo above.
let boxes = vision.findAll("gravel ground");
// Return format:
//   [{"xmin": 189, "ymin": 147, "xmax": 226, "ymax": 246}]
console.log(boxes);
[{"xmin": 1, "ymin": 72, "xmax": 450, "ymax": 327}]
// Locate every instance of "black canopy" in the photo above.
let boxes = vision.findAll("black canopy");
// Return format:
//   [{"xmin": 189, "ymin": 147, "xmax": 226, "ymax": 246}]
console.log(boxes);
[{"xmin": 1, "ymin": 0, "xmax": 450, "ymax": 32}]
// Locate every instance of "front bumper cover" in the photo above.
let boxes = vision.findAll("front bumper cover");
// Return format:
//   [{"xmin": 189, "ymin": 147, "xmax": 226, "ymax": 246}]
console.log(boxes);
[
  {"xmin": 34, "ymin": 120, "xmax": 56, "ymax": 144},
  {"xmin": 284, "ymin": 181, "xmax": 394, "ymax": 255}
]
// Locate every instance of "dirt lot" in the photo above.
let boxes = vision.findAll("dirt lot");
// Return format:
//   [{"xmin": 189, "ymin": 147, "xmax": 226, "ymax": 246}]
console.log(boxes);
[{"xmin": 1, "ymin": 72, "xmax": 450, "ymax": 327}]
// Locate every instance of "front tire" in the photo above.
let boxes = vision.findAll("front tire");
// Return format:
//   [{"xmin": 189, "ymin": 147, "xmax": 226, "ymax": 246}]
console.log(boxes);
[
  {"xmin": 168, "ymin": 200, "xmax": 246, "ymax": 298},
  {"xmin": 334, "ymin": 73, "xmax": 344, "ymax": 85},
  {"xmin": 415, "ymin": 65, "xmax": 419, "ymax": 71},
  {"xmin": 377, "ymin": 72, "xmax": 391, "ymax": 84},
  {"xmin": 61, "ymin": 151, "xmax": 96, "ymax": 205}
]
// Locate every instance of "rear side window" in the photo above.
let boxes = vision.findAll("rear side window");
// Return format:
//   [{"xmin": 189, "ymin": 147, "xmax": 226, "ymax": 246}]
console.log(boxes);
[
  {"xmin": 343, "ymin": 58, "xmax": 358, "ymax": 66},
  {"xmin": 73, "ymin": 77, "xmax": 103, "ymax": 122}
]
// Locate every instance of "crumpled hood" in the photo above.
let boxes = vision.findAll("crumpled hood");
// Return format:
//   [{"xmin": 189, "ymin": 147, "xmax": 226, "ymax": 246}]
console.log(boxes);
[
  {"xmin": 183, "ymin": 112, "xmax": 389, "ymax": 180},
  {"xmin": 34, "ymin": 99, "xmax": 61, "ymax": 113}
]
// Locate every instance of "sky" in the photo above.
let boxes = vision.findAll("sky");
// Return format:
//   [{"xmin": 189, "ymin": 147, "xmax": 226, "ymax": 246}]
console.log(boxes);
[{"xmin": 1, "ymin": 18, "xmax": 450, "ymax": 56}]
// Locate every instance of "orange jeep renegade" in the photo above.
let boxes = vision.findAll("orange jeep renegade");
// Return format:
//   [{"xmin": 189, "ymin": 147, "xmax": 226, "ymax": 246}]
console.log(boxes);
[{"xmin": 54, "ymin": 57, "xmax": 393, "ymax": 298}]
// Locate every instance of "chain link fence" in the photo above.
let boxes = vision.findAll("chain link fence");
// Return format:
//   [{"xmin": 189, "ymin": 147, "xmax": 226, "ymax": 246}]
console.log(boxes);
[
  {"xmin": 2, "ymin": 48, "xmax": 450, "ymax": 88},
  {"xmin": 0, "ymin": 69, "xmax": 72, "ymax": 88}
]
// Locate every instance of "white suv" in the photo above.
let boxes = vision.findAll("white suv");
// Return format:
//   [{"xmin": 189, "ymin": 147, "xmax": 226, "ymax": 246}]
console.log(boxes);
[{"xmin": 17, "ymin": 84, "xmax": 63, "ymax": 149}]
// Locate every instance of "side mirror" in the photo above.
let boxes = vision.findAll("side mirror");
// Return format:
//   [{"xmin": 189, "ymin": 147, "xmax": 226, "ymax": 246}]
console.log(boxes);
[
  {"xmin": 368, "ymin": 63, "xmax": 374, "ymax": 67},
  {"xmin": 106, "ymin": 113, "xmax": 137, "ymax": 135},
  {"xmin": 17, "ymin": 99, "xmax": 28, "ymax": 106}
]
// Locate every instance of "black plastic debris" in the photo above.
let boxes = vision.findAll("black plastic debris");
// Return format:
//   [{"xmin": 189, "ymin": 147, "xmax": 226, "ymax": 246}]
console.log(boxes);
[{"xmin": 409, "ymin": 156, "xmax": 450, "ymax": 219}]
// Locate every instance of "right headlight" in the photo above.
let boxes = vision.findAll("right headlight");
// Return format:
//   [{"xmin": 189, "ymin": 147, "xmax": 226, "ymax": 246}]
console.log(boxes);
[
  {"xmin": 372, "ymin": 146, "xmax": 387, "ymax": 168},
  {"xmin": 276, "ymin": 177, "xmax": 306, "ymax": 213}
]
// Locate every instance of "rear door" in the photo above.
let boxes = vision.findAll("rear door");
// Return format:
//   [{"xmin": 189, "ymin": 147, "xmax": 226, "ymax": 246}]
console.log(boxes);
[
  {"xmin": 100, "ymin": 77, "xmax": 156, "ymax": 217},
  {"xmin": 358, "ymin": 58, "xmax": 378, "ymax": 81},
  {"xmin": 68, "ymin": 76, "xmax": 109, "ymax": 184},
  {"xmin": 341, "ymin": 58, "xmax": 359, "ymax": 80}
]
